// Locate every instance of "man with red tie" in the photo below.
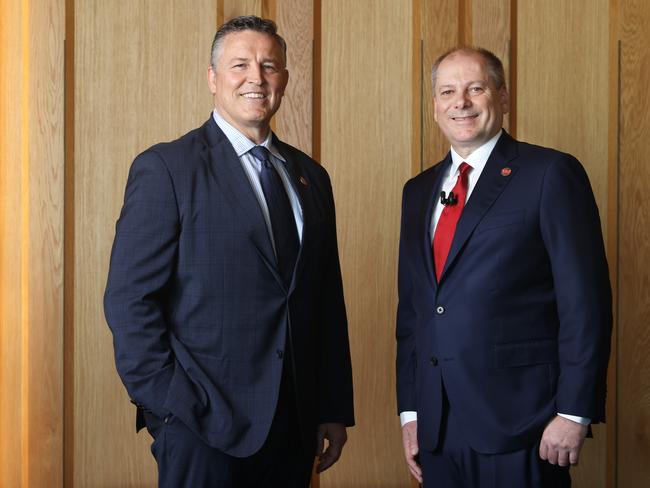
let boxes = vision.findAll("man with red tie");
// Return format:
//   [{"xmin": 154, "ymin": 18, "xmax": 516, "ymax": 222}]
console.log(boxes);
[{"xmin": 396, "ymin": 47, "xmax": 611, "ymax": 487}]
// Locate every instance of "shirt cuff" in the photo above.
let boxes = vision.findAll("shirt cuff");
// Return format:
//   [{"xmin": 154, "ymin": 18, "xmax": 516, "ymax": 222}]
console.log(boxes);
[
  {"xmin": 558, "ymin": 413, "xmax": 590, "ymax": 425},
  {"xmin": 400, "ymin": 411, "xmax": 417, "ymax": 426}
]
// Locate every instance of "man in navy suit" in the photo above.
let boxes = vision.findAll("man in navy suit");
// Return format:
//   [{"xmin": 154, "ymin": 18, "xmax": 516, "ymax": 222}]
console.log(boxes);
[
  {"xmin": 396, "ymin": 47, "xmax": 611, "ymax": 487},
  {"xmin": 104, "ymin": 16, "xmax": 354, "ymax": 487}
]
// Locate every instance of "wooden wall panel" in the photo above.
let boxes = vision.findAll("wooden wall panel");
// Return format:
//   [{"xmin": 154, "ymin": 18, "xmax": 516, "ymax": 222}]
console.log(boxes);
[
  {"xmin": 0, "ymin": 1, "xmax": 26, "ymax": 486},
  {"xmin": 517, "ymin": 2, "xmax": 609, "ymax": 487},
  {"xmin": 72, "ymin": 1, "xmax": 215, "ymax": 485},
  {"xmin": 27, "ymin": 0, "xmax": 66, "ymax": 485},
  {"xmin": 471, "ymin": 0, "xmax": 512, "ymax": 132},
  {"xmin": 222, "ymin": 0, "xmax": 261, "ymax": 20},
  {"xmin": 420, "ymin": 0, "xmax": 460, "ymax": 170},
  {"xmin": 320, "ymin": 1, "xmax": 413, "ymax": 485},
  {"xmin": 275, "ymin": 0, "xmax": 313, "ymax": 155},
  {"xmin": 618, "ymin": 0, "xmax": 650, "ymax": 485},
  {"xmin": 0, "ymin": 0, "xmax": 65, "ymax": 486}
]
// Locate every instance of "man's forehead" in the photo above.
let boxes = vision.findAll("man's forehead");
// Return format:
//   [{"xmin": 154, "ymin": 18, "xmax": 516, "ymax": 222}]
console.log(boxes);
[
  {"xmin": 219, "ymin": 31, "xmax": 284, "ymax": 59},
  {"xmin": 439, "ymin": 52, "xmax": 486, "ymax": 73}
]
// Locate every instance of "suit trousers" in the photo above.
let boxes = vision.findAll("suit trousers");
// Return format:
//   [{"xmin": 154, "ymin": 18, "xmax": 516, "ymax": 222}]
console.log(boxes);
[
  {"xmin": 146, "ymin": 364, "xmax": 314, "ymax": 488},
  {"xmin": 419, "ymin": 386, "xmax": 571, "ymax": 488}
]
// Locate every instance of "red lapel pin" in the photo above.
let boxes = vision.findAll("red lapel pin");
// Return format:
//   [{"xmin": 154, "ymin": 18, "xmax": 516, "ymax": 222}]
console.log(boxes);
[{"xmin": 501, "ymin": 167, "xmax": 512, "ymax": 177}]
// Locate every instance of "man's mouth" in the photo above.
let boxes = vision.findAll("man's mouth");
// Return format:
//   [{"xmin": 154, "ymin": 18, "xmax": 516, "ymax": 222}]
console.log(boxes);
[
  {"xmin": 241, "ymin": 92, "xmax": 266, "ymax": 99},
  {"xmin": 451, "ymin": 114, "xmax": 478, "ymax": 121}
]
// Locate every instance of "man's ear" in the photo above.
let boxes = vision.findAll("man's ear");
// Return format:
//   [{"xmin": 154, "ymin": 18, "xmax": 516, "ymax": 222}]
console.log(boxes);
[
  {"xmin": 499, "ymin": 86, "xmax": 510, "ymax": 115},
  {"xmin": 207, "ymin": 66, "xmax": 217, "ymax": 95},
  {"xmin": 280, "ymin": 68, "xmax": 289, "ymax": 96}
]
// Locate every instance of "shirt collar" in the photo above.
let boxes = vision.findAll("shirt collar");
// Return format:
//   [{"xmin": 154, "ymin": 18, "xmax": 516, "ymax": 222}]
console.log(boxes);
[
  {"xmin": 449, "ymin": 129, "xmax": 502, "ymax": 175},
  {"xmin": 212, "ymin": 109, "xmax": 286, "ymax": 162}
]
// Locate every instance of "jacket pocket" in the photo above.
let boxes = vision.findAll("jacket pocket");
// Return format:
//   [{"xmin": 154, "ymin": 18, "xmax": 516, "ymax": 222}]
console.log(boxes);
[
  {"xmin": 476, "ymin": 209, "xmax": 525, "ymax": 233},
  {"xmin": 495, "ymin": 339, "xmax": 558, "ymax": 368}
]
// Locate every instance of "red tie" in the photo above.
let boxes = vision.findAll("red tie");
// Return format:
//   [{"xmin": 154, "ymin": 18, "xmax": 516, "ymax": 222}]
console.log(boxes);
[{"xmin": 433, "ymin": 162, "xmax": 472, "ymax": 282}]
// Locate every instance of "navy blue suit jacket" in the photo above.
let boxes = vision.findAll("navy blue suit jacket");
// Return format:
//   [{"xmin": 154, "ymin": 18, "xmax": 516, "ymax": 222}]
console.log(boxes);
[
  {"xmin": 104, "ymin": 117, "xmax": 354, "ymax": 457},
  {"xmin": 396, "ymin": 132, "xmax": 611, "ymax": 454}
]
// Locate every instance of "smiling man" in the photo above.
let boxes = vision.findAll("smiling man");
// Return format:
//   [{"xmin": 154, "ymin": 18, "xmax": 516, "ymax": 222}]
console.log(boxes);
[
  {"xmin": 396, "ymin": 47, "xmax": 612, "ymax": 487},
  {"xmin": 104, "ymin": 16, "xmax": 354, "ymax": 488}
]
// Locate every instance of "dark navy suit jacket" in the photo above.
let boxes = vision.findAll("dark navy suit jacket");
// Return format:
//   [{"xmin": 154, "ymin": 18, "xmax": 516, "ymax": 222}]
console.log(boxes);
[
  {"xmin": 104, "ymin": 117, "xmax": 354, "ymax": 457},
  {"xmin": 396, "ymin": 131, "xmax": 611, "ymax": 454}
]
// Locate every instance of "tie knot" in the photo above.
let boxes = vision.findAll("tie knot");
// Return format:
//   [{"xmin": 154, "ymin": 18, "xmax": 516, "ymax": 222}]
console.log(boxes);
[
  {"xmin": 459, "ymin": 162, "xmax": 472, "ymax": 175},
  {"xmin": 249, "ymin": 145, "xmax": 271, "ymax": 163}
]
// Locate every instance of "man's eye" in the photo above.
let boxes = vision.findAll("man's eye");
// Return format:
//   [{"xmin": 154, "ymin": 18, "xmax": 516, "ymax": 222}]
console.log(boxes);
[
  {"xmin": 263, "ymin": 64, "xmax": 278, "ymax": 72},
  {"xmin": 470, "ymin": 86, "xmax": 484, "ymax": 94},
  {"xmin": 440, "ymin": 90, "xmax": 453, "ymax": 96}
]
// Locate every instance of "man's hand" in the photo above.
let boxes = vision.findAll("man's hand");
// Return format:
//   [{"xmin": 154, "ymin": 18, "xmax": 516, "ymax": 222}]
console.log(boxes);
[
  {"xmin": 316, "ymin": 423, "xmax": 347, "ymax": 473},
  {"xmin": 401, "ymin": 420, "xmax": 422, "ymax": 483},
  {"xmin": 539, "ymin": 415, "xmax": 588, "ymax": 466}
]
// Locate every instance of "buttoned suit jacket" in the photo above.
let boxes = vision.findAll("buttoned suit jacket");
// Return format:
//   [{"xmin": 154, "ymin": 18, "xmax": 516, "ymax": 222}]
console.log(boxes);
[
  {"xmin": 104, "ymin": 116, "xmax": 354, "ymax": 457},
  {"xmin": 396, "ymin": 131, "xmax": 611, "ymax": 454}
]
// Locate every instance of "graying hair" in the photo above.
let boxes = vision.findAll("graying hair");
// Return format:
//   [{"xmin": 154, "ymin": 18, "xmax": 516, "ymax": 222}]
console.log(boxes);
[
  {"xmin": 210, "ymin": 15, "xmax": 287, "ymax": 68},
  {"xmin": 431, "ymin": 46, "xmax": 506, "ymax": 93}
]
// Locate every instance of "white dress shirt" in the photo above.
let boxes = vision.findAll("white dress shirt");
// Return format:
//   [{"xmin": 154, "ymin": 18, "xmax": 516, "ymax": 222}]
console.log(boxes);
[
  {"xmin": 400, "ymin": 130, "xmax": 589, "ymax": 427},
  {"xmin": 212, "ymin": 109, "xmax": 303, "ymax": 255}
]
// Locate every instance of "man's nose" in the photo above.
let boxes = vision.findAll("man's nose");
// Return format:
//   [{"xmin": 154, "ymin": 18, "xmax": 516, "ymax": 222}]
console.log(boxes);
[
  {"xmin": 247, "ymin": 64, "xmax": 264, "ymax": 84},
  {"xmin": 453, "ymin": 91, "xmax": 471, "ymax": 109}
]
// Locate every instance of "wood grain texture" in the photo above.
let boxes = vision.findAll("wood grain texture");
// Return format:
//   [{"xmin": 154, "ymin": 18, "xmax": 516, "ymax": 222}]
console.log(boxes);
[
  {"xmin": 0, "ymin": 1, "xmax": 26, "ymax": 486},
  {"xmin": 64, "ymin": 0, "xmax": 76, "ymax": 484},
  {"xmin": 420, "ymin": 0, "xmax": 459, "ymax": 170},
  {"xmin": 320, "ymin": 1, "xmax": 414, "ymax": 485},
  {"xmin": 73, "ymin": 1, "xmax": 215, "ymax": 485},
  {"xmin": 0, "ymin": 0, "xmax": 65, "ymax": 486},
  {"xmin": 618, "ymin": 0, "xmax": 650, "ymax": 485},
  {"xmin": 517, "ymin": 2, "xmax": 609, "ymax": 487},
  {"xmin": 275, "ymin": 0, "xmax": 313, "ymax": 155},
  {"xmin": 471, "ymin": 0, "xmax": 512, "ymax": 132},
  {"xmin": 223, "ymin": 0, "xmax": 261, "ymax": 20},
  {"xmin": 606, "ymin": 1, "xmax": 619, "ymax": 487},
  {"xmin": 27, "ymin": 0, "xmax": 66, "ymax": 485}
]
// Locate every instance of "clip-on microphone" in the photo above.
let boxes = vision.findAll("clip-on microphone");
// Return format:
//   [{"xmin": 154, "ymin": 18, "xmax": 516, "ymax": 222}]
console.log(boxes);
[{"xmin": 440, "ymin": 191, "xmax": 458, "ymax": 206}]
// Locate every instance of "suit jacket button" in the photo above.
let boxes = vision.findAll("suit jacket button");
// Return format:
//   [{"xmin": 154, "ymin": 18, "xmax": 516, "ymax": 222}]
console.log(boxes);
[
  {"xmin": 276, "ymin": 349, "xmax": 284, "ymax": 359},
  {"xmin": 430, "ymin": 357, "xmax": 438, "ymax": 366},
  {"xmin": 436, "ymin": 306, "xmax": 445, "ymax": 314}
]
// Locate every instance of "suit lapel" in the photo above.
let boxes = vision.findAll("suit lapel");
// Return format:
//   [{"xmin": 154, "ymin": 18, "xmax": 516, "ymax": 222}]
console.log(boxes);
[
  {"xmin": 421, "ymin": 157, "xmax": 451, "ymax": 291},
  {"xmin": 201, "ymin": 118, "xmax": 277, "ymax": 274},
  {"xmin": 440, "ymin": 132, "xmax": 520, "ymax": 281}
]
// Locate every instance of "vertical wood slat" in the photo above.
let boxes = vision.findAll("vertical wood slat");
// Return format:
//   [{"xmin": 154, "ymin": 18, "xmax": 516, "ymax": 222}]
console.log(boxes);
[
  {"xmin": 618, "ymin": 0, "xmax": 650, "ymax": 486},
  {"xmin": 606, "ymin": 1, "xmax": 620, "ymax": 487},
  {"xmin": 471, "ymin": 0, "xmax": 512, "ymax": 132},
  {"xmin": 420, "ymin": 0, "xmax": 460, "ymax": 169},
  {"xmin": 0, "ymin": 0, "xmax": 65, "ymax": 486},
  {"xmin": 27, "ymin": 0, "xmax": 66, "ymax": 485},
  {"xmin": 0, "ymin": 1, "xmax": 25, "ymax": 486},
  {"xmin": 63, "ymin": 0, "xmax": 76, "ymax": 484},
  {"xmin": 319, "ymin": 1, "xmax": 413, "ymax": 485},
  {"xmin": 517, "ymin": 2, "xmax": 610, "ymax": 487},
  {"xmin": 275, "ymin": 0, "xmax": 314, "ymax": 155}
]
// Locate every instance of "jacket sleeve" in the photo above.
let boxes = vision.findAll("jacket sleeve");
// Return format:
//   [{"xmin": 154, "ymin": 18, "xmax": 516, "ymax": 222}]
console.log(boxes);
[
  {"xmin": 103, "ymin": 149, "xmax": 179, "ymax": 419},
  {"xmin": 395, "ymin": 181, "xmax": 418, "ymax": 415},
  {"xmin": 539, "ymin": 154, "xmax": 612, "ymax": 422},
  {"xmin": 316, "ymin": 171, "xmax": 355, "ymax": 426}
]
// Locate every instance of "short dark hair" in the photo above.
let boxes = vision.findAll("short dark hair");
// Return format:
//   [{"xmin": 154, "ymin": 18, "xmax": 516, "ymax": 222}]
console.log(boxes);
[
  {"xmin": 431, "ymin": 46, "xmax": 506, "ymax": 93},
  {"xmin": 210, "ymin": 15, "xmax": 287, "ymax": 68}
]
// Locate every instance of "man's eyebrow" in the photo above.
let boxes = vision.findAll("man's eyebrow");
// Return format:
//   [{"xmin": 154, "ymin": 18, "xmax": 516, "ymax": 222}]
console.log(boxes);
[{"xmin": 226, "ymin": 57, "xmax": 250, "ymax": 64}]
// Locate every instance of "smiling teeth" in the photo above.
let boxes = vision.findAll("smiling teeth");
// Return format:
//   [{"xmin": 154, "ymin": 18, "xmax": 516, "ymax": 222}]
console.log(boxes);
[{"xmin": 242, "ymin": 93, "xmax": 265, "ymax": 98}]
